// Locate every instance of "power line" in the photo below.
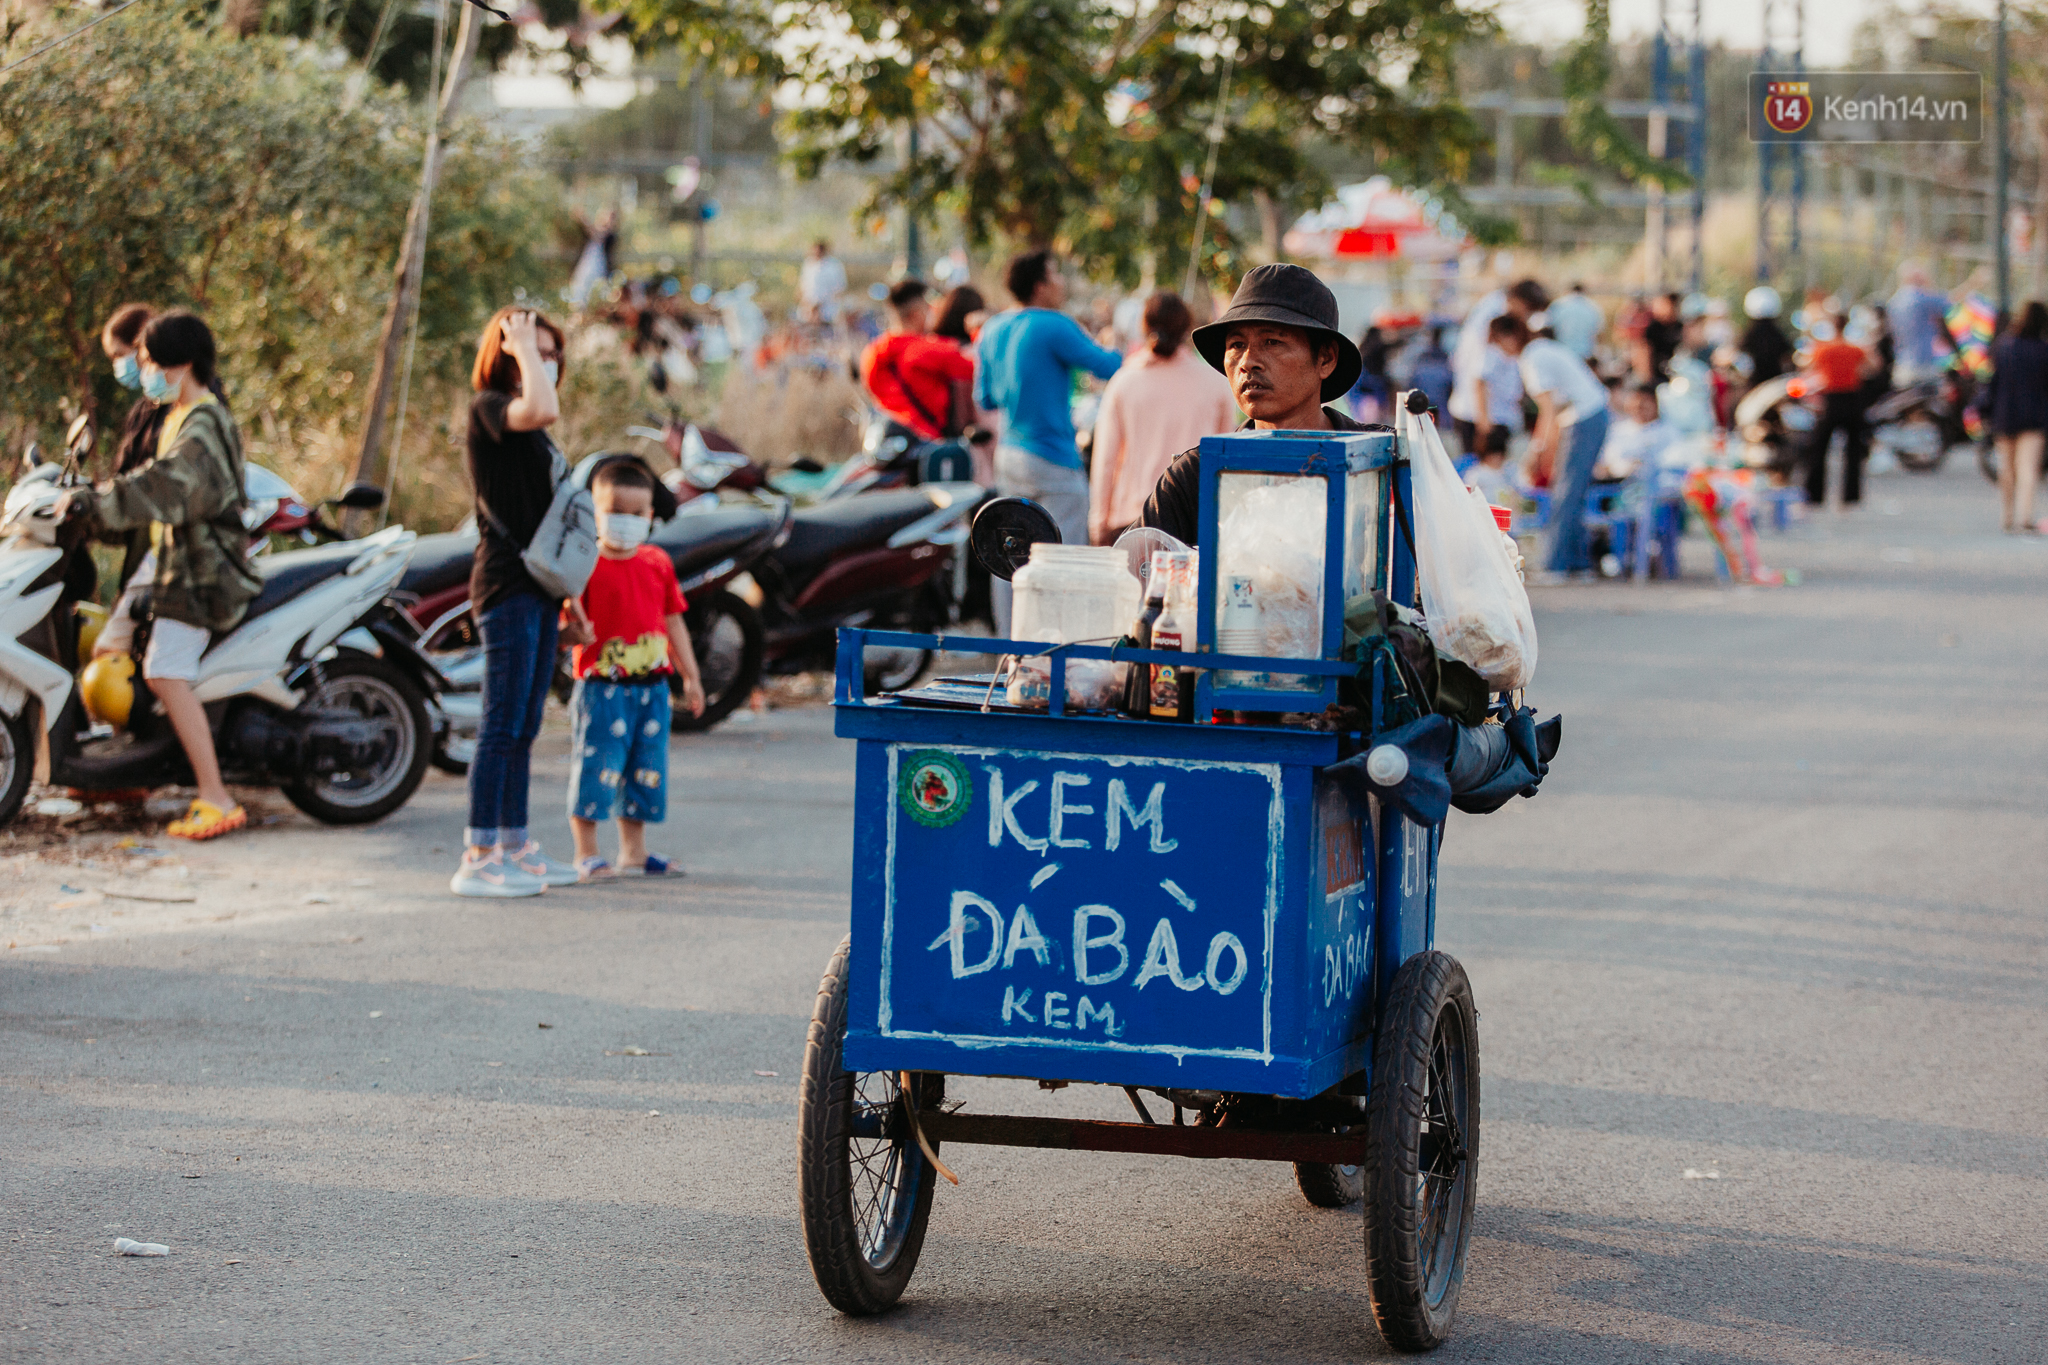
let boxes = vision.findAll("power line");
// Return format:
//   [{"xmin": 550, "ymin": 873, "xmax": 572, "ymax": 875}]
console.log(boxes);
[{"xmin": 0, "ymin": 0, "xmax": 147, "ymax": 78}]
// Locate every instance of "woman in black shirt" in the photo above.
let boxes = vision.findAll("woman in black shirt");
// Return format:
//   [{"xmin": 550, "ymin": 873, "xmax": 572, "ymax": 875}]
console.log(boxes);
[
  {"xmin": 453, "ymin": 307, "xmax": 581, "ymax": 898},
  {"xmin": 1987, "ymin": 301, "xmax": 2048, "ymax": 533}
]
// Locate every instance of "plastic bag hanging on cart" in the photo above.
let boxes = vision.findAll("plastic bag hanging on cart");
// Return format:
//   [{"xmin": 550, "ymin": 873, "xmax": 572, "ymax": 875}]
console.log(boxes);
[{"xmin": 1399, "ymin": 397, "xmax": 1539, "ymax": 690}]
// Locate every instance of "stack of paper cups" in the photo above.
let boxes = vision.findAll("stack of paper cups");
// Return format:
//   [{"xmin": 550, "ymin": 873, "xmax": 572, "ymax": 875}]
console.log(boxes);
[{"xmin": 1217, "ymin": 574, "xmax": 1265, "ymax": 688}]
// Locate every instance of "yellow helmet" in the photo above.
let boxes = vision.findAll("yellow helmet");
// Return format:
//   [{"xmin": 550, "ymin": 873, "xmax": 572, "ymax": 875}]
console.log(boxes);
[
  {"xmin": 81, "ymin": 653, "xmax": 137, "ymax": 729},
  {"xmin": 75, "ymin": 602, "xmax": 110, "ymax": 658}
]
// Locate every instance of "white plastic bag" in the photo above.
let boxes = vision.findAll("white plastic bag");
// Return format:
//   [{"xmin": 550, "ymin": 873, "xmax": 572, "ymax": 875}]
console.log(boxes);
[{"xmin": 1400, "ymin": 399, "xmax": 1539, "ymax": 690}]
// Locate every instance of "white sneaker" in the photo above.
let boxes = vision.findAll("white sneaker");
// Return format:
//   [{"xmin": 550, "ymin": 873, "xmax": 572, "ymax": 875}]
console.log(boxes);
[
  {"xmin": 506, "ymin": 840, "xmax": 581, "ymax": 887},
  {"xmin": 450, "ymin": 848, "xmax": 545, "ymax": 898}
]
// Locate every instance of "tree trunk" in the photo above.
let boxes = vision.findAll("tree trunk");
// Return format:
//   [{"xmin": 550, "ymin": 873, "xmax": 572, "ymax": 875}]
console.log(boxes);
[{"xmin": 347, "ymin": 0, "xmax": 481, "ymax": 503}]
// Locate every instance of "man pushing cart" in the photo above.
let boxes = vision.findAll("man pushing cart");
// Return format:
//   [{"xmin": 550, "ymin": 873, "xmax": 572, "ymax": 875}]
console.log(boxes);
[{"xmin": 797, "ymin": 267, "xmax": 1560, "ymax": 1354}]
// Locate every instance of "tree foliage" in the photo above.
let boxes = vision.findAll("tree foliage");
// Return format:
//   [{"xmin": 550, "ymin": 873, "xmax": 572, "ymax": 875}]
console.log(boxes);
[
  {"xmin": 0, "ymin": 12, "xmax": 554, "ymax": 463},
  {"xmin": 602, "ymin": 0, "xmax": 1504, "ymax": 285},
  {"xmin": 1557, "ymin": 0, "xmax": 1690, "ymax": 193}
]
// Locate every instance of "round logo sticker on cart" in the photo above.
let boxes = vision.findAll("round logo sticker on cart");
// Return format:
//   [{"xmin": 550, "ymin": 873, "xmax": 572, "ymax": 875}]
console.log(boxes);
[{"xmin": 900, "ymin": 751, "xmax": 972, "ymax": 827}]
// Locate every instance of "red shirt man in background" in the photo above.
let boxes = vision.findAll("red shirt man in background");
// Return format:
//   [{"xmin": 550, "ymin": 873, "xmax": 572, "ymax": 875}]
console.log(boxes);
[
  {"xmin": 860, "ymin": 279, "xmax": 974, "ymax": 442},
  {"xmin": 1803, "ymin": 315, "xmax": 1876, "ymax": 510}
]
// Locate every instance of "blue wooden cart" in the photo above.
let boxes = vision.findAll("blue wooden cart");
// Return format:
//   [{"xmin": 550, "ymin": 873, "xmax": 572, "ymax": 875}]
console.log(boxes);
[{"xmin": 799, "ymin": 424, "xmax": 1485, "ymax": 1353}]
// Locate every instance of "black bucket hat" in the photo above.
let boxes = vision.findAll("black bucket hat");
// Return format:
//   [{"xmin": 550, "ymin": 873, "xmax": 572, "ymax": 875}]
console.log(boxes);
[{"xmin": 1191, "ymin": 263, "xmax": 1363, "ymax": 403}]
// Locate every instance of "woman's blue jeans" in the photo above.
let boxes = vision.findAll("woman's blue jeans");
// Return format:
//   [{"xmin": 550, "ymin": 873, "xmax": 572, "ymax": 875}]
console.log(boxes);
[
  {"xmin": 1544, "ymin": 407, "xmax": 1611, "ymax": 575},
  {"xmin": 465, "ymin": 591, "xmax": 559, "ymax": 850}
]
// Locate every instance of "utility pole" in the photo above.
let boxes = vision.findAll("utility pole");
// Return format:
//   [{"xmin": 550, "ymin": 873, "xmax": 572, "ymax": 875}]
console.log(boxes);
[
  {"xmin": 1687, "ymin": 0, "xmax": 1706, "ymax": 291},
  {"xmin": 1997, "ymin": 0, "xmax": 2012, "ymax": 314},
  {"xmin": 905, "ymin": 123, "xmax": 923, "ymax": 278},
  {"xmin": 692, "ymin": 70, "xmax": 713, "ymax": 280},
  {"xmin": 347, "ymin": 0, "xmax": 482, "ymax": 502},
  {"xmin": 1648, "ymin": 2, "xmax": 1670, "ymax": 292},
  {"xmin": 1757, "ymin": 0, "xmax": 1806, "ymax": 285}
]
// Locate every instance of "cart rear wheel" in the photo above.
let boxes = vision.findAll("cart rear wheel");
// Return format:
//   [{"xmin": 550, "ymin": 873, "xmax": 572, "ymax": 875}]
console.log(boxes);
[
  {"xmin": 1295, "ymin": 1159, "xmax": 1363, "ymax": 1208},
  {"xmin": 799, "ymin": 936, "xmax": 942, "ymax": 1315},
  {"xmin": 1364, "ymin": 950, "xmax": 1479, "ymax": 1353}
]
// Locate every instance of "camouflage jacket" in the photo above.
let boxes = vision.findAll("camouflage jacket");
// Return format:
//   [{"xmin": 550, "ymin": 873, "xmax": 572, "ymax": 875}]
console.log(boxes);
[{"xmin": 85, "ymin": 400, "xmax": 262, "ymax": 632}]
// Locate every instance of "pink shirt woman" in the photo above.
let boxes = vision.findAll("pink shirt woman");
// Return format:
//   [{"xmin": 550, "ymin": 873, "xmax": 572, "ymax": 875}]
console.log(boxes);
[{"xmin": 1088, "ymin": 292, "xmax": 1240, "ymax": 543}]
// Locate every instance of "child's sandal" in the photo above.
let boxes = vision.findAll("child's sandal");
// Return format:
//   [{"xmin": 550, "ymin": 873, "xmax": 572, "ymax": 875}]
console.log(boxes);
[
  {"xmin": 640, "ymin": 854, "xmax": 679, "ymax": 877},
  {"xmin": 576, "ymin": 856, "xmax": 615, "ymax": 882},
  {"xmin": 166, "ymin": 799, "xmax": 246, "ymax": 841}
]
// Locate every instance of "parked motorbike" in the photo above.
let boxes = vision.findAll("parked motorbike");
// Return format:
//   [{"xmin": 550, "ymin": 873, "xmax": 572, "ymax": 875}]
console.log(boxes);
[
  {"xmin": 636, "ymin": 420, "xmax": 990, "ymax": 697},
  {"xmin": 243, "ymin": 469, "xmax": 391, "ymax": 546},
  {"xmin": 805, "ymin": 414, "xmax": 979, "ymax": 499},
  {"xmin": 632, "ymin": 418, "xmax": 989, "ymax": 690},
  {"xmin": 1732, "ymin": 373, "xmax": 1818, "ymax": 478},
  {"xmin": 383, "ymin": 529, "xmax": 485, "ymax": 772},
  {"xmin": 751, "ymin": 480, "xmax": 990, "ymax": 690},
  {"xmin": 1866, "ymin": 368, "xmax": 1989, "ymax": 474},
  {"xmin": 407, "ymin": 438, "xmax": 793, "ymax": 756},
  {"xmin": 0, "ymin": 425, "xmax": 437, "ymax": 827}
]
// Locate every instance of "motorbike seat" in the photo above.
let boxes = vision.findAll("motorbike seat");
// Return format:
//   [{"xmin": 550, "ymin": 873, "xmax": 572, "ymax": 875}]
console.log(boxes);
[
  {"xmin": 395, "ymin": 530, "xmax": 477, "ymax": 600},
  {"xmin": 240, "ymin": 539, "xmax": 363, "ymax": 626},
  {"xmin": 652, "ymin": 504, "xmax": 780, "ymax": 580},
  {"xmin": 776, "ymin": 491, "xmax": 948, "ymax": 574}
]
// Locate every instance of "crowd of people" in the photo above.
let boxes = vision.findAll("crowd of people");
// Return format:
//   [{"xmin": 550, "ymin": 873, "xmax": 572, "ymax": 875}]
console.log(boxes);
[
  {"xmin": 60, "ymin": 246, "xmax": 2045, "ymax": 873},
  {"xmin": 1339, "ymin": 260, "xmax": 2048, "ymax": 579}
]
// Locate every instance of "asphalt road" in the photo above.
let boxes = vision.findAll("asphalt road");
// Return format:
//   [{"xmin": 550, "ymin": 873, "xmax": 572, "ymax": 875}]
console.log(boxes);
[{"xmin": 4, "ymin": 456, "xmax": 2044, "ymax": 1363}]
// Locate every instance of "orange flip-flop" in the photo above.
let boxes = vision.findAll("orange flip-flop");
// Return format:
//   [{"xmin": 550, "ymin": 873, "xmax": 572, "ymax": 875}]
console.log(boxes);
[{"xmin": 166, "ymin": 799, "xmax": 247, "ymax": 841}]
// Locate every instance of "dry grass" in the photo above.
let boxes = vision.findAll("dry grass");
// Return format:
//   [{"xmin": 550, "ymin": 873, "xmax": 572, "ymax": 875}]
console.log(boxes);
[{"xmin": 711, "ymin": 359, "xmax": 865, "ymax": 465}]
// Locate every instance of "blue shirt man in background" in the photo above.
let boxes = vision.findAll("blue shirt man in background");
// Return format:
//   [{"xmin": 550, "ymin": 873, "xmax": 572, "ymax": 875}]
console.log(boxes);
[
  {"xmin": 1545, "ymin": 283, "xmax": 1605, "ymax": 361},
  {"xmin": 974, "ymin": 249, "xmax": 1123, "ymax": 549},
  {"xmin": 1887, "ymin": 263, "xmax": 1953, "ymax": 384}
]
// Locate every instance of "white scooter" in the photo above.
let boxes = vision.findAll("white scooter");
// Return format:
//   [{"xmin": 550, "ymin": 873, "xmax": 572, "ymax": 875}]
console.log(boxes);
[{"xmin": 0, "ymin": 421, "xmax": 434, "ymax": 827}]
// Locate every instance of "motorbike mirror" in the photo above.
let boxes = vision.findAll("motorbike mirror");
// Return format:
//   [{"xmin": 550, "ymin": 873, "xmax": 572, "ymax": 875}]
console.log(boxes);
[
  {"xmin": 332, "ymin": 482, "xmax": 387, "ymax": 510},
  {"xmin": 65, "ymin": 413, "xmax": 94, "ymax": 457},
  {"xmin": 21, "ymin": 442, "xmax": 44, "ymax": 473},
  {"xmin": 970, "ymin": 497, "xmax": 1062, "ymax": 581}
]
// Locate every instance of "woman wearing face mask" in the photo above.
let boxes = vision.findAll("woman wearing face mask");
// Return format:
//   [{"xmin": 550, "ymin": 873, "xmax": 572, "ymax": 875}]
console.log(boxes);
[
  {"xmin": 101, "ymin": 303, "xmax": 234, "ymax": 476},
  {"xmin": 101, "ymin": 304, "xmax": 160, "ymax": 474},
  {"xmin": 68, "ymin": 310, "xmax": 263, "ymax": 840},
  {"xmin": 95, "ymin": 305, "xmax": 165, "ymax": 620},
  {"xmin": 452, "ymin": 307, "xmax": 582, "ymax": 898}
]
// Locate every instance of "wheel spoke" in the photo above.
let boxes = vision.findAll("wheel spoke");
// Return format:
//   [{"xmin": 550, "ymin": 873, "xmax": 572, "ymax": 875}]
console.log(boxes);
[{"xmin": 843, "ymin": 1070, "xmax": 921, "ymax": 1268}]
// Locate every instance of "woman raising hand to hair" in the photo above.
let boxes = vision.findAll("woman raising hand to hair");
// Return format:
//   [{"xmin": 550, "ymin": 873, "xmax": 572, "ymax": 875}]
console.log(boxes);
[{"xmin": 452, "ymin": 307, "xmax": 581, "ymax": 898}]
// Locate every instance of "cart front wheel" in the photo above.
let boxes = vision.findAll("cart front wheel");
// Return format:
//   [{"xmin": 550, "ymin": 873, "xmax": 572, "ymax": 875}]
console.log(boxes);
[
  {"xmin": 799, "ymin": 936, "xmax": 943, "ymax": 1314},
  {"xmin": 1364, "ymin": 950, "xmax": 1479, "ymax": 1353}
]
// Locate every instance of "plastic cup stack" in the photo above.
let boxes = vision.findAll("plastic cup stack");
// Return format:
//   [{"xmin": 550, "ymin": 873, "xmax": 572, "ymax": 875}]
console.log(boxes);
[{"xmin": 1217, "ymin": 574, "xmax": 1265, "ymax": 688}]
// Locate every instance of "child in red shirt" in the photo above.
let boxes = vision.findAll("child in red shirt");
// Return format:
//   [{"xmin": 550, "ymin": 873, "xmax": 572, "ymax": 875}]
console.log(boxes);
[{"xmin": 564, "ymin": 459, "xmax": 704, "ymax": 879}]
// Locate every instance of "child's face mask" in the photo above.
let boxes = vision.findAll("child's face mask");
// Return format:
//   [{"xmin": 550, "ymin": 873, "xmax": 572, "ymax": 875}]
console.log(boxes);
[
  {"xmin": 599, "ymin": 512, "xmax": 651, "ymax": 551},
  {"xmin": 141, "ymin": 364, "xmax": 177, "ymax": 404},
  {"xmin": 113, "ymin": 354, "xmax": 142, "ymax": 391}
]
